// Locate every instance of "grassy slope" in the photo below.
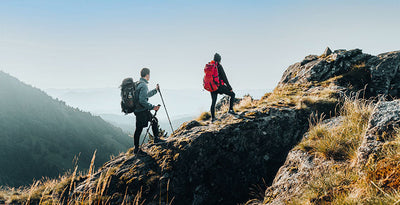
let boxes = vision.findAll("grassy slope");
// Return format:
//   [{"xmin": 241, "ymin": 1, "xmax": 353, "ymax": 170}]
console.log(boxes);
[{"xmin": 287, "ymin": 97, "xmax": 400, "ymax": 204}]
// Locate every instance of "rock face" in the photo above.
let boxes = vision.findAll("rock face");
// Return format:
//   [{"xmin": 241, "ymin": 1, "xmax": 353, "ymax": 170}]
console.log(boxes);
[
  {"xmin": 279, "ymin": 49, "xmax": 371, "ymax": 86},
  {"xmin": 75, "ymin": 108, "xmax": 310, "ymax": 204},
  {"xmin": 259, "ymin": 118, "xmax": 343, "ymax": 205},
  {"xmin": 258, "ymin": 100, "xmax": 400, "ymax": 204},
  {"xmin": 279, "ymin": 49, "xmax": 400, "ymax": 98},
  {"xmin": 369, "ymin": 51, "xmax": 400, "ymax": 96},
  {"xmin": 357, "ymin": 100, "xmax": 400, "ymax": 165}
]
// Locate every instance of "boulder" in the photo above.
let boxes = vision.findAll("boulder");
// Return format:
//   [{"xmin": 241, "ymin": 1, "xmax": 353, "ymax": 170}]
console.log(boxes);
[
  {"xmin": 357, "ymin": 100, "xmax": 400, "ymax": 165},
  {"xmin": 323, "ymin": 47, "xmax": 332, "ymax": 56}
]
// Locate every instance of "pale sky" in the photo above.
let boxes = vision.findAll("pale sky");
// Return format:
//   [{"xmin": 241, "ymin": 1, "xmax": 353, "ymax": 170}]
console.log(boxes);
[{"xmin": 1, "ymin": 0, "xmax": 400, "ymax": 90}]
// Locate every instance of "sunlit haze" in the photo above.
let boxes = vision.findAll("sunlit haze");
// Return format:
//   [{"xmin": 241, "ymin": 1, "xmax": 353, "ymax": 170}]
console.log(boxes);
[{"xmin": 1, "ymin": 0, "xmax": 400, "ymax": 91}]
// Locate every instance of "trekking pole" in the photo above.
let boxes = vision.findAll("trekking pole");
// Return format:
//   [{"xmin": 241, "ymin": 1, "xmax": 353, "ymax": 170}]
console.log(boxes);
[
  {"xmin": 140, "ymin": 108, "xmax": 159, "ymax": 147},
  {"xmin": 157, "ymin": 86, "xmax": 174, "ymax": 133}
]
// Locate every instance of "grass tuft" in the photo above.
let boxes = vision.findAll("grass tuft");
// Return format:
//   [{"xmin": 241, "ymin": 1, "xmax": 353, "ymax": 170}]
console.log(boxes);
[
  {"xmin": 196, "ymin": 112, "xmax": 211, "ymax": 121},
  {"xmin": 296, "ymin": 97, "xmax": 374, "ymax": 161}
]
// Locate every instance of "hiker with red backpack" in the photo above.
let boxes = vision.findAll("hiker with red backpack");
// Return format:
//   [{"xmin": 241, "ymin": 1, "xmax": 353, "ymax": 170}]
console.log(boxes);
[{"xmin": 204, "ymin": 53, "xmax": 236, "ymax": 122}]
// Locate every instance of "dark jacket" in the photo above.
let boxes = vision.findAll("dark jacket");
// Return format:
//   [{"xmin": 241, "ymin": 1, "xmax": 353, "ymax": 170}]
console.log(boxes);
[
  {"xmin": 217, "ymin": 63, "xmax": 232, "ymax": 90},
  {"xmin": 134, "ymin": 78, "xmax": 157, "ymax": 112}
]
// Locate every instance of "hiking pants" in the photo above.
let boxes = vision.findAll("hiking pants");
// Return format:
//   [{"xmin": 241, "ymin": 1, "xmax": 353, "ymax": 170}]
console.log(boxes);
[
  {"xmin": 133, "ymin": 110, "xmax": 159, "ymax": 148},
  {"xmin": 210, "ymin": 85, "xmax": 236, "ymax": 119}
]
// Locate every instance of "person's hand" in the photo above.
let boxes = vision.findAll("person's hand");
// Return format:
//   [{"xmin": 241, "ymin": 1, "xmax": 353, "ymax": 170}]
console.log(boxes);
[
  {"xmin": 153, "ymin": 105, "xmax": 161, "ymax": 111},
  {"xmin": 156, "ymin": 84, "xmax": 160, "ymax": 91}
]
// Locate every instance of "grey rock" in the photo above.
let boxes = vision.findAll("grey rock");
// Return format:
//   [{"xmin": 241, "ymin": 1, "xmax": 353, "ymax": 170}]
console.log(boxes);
[
  {"xmin": 323, "ymin": 47, "xmax": 332, "ymax": 56},
  {"xmin": 300, "ymin": 55, "xmax": 319, "ymax": 65},
  {"xmin": 357, "ymin": 100, "xmax": 400, "ymax": 165},
  {"xmin": 369, "ymin": 51, "xmax": 400, "ymax": 96},
  {"xmin": 262, "ymin": 117, "xmax": 344, "ymax": 205},
  {"xmin": 73, "ymin": 107, "xmax": 312, "ymax": 205},
  {"xmin": 279, "ymin": 48, "xmax": 368, "ymax": 85},
  {"xmin": 184, "ymin": 120, "xmax": 202, "ymax": 130},
  {"xmin": 279, "ymin": 49, "xmax": 400, "ymax": 99}
]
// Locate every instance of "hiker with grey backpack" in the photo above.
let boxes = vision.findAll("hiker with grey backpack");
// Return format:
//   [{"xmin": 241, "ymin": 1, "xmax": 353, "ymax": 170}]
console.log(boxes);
[{"xmin": 120, "ymin": 68, "xmax": 164, "ymax": 154}]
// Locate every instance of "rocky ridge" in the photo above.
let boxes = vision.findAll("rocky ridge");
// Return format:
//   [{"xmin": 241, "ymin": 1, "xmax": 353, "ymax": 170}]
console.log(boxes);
[{"xmin": 251, "ymin": 48, "xmax": 400, "ymax": 204}]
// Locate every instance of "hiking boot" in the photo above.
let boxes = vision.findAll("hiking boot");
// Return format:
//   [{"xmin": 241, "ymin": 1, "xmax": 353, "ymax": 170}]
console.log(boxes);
[{"xmin": 228, "ymin": 109, "xmax": 236, "ymax": 115}]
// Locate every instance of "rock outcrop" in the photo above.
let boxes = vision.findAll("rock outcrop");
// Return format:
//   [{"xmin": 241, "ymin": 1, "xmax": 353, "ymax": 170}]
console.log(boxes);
[
  {"xmin": 256, "ymin": 117, "xmax": 344, "ymax": 205},
  {"xmin": 74, "ymin": 107, "xmax": 311, "ymax": 204},
  {"xmin": 259, "ymin": 100, "xmax": 400, "ymax": 204},
  {"xmin": 357, "ymin": 101, "xmax": 400, "ymax": 165},
  {"xmin": 279, "ymin": 48, "xmax": 400, "ymax": 98},
  {"xmin": 252, "ymin": 48, "xmax": 400, "ymax": 205}
]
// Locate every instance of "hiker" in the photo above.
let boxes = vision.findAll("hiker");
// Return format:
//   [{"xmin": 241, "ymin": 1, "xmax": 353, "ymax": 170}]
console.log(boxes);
[
  {"xmin": 133, "ymin": 68, "xmax": 162, "ymax": 154},
  {"xmin": 204, "ymin": 53, "xmax": 236, "ymax": 122}
]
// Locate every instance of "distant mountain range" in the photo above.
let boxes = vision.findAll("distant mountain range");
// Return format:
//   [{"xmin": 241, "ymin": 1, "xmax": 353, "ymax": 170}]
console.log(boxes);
[{"xmin": 0, "ymin": 71, "xmax": 132, "ymax": 187}]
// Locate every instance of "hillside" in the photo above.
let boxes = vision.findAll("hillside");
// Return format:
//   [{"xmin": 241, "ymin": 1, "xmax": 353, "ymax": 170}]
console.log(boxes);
[
  {"xmin": 4, "ymin": 48, "xmax": 400, "ymax": 204},
  {"xmin": 0, "ymin": 71, "xmax": 132, "ymax": 187}
]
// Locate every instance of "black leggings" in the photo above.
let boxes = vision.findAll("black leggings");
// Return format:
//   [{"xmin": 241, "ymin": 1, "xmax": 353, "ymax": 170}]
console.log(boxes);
[
  {"xmin": 210, "ymin": 85, "xmax": 235, "ymax": 119},
  {"xmin": 134, "ymin": 111, "xmax": 159, "ymax": 148}
]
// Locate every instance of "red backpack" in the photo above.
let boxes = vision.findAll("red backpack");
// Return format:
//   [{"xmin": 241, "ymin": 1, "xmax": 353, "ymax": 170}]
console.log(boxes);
[{"xmin": 203, "ymin": 61, "xmax": 224, "ymax": 92}]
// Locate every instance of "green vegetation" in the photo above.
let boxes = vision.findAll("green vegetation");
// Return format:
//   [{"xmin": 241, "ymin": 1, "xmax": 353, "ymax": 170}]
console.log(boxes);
[{"xmin": 0, "ymin": 71, "xmax": 131, "ymax": 187}]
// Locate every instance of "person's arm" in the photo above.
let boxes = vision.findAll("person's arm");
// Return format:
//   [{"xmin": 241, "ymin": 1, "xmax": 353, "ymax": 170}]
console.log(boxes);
[
  {"xmin": 138, "ymin": 84, "xmax": 155, "ymax": 110},
  {"xmin": 147, "ymin": 88, "xmax": 157, "ymax": 97},
  {"xmin": 218, "ymin": 64, "xmax": 232, "ymax": 90}
]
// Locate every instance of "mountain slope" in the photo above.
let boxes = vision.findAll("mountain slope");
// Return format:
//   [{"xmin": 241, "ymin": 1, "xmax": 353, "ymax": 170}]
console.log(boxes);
[{"xmin": 0, "ymin": 71, "xmax": 132, "ymax": 187}]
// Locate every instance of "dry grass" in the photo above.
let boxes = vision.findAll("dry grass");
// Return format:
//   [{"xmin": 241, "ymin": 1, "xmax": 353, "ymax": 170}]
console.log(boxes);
[
  {"xmin": 196, "ymin": 112, "xmax": 211, "ymax": 121},
  {"xmin": 234, "ymin": 95, "xmax": 258, "ymax": 112},
  {"xmin": 258, "ymin": 83, "xmax": 338, "ymax": 114},
  {"xmin": 365, "ymin": 129, "xmax": 400, "ymax": 192},
  {"xmin": 259, "ymin": 83, "xmax": 309, "ymax": 108},
  {"xmin": 2, "ymin": 151, "xmax": 145, "ymax": 205},
  {"xmin": 289, "ymin": 99, "xmax": 400, "ymax": 204},
  {"xmin": 297, "ymin": 97, "xmax": 374, "ymax": 161},
  {"xmin": 291, "ymin": 164, "xmax": 358, "ymax": 205}
]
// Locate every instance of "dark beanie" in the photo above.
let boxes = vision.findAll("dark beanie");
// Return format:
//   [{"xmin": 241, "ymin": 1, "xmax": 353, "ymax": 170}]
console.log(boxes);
[{"xmin": 214, "ymin": 53, "xmax": 221, "ymax": 63}]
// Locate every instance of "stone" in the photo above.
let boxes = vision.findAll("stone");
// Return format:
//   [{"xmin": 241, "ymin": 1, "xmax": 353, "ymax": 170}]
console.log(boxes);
[
  {"xmin": 323, "ymin": 47, "xmax": 332, "ymax": 56},
  {"xmin": 357, "ymin": 100, "xmax": 400, "ymax": 165},
  {"xmin": 279, "ymin": 48, "xmax": 400, "ymax": 99},
  {"xmin": 184, "ymin": 120, "xmax": 202, "ymax": 130}
]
